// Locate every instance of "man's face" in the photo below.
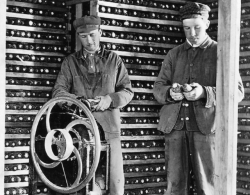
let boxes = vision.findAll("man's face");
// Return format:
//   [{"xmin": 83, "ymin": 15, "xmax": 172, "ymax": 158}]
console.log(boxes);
[
  {"xmin": 78, "ymin": 29, "xmax": 102, "ymax": 52},
  {"xmin": 183, "ymin": 18, "xmax": 210, "ymax": 45}
]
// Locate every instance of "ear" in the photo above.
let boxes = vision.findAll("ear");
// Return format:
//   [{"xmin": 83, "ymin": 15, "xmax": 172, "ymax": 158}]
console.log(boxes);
[
  {"xmin": 99, "ymin": 29, "xmax": 102, "ymax": 36},
  {"xmin": 205, "ymin": 20, "xmax": 210, "ymax": 29}
]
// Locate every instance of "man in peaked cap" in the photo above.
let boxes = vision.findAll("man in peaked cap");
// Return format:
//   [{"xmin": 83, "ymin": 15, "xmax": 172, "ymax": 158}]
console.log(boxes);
[
  {"xmin": 52, "ymin": 15, "xmax": 133, "ymax": 195},
  {"xmin": 153, "ymin": 2, "xmax": 244, "ymax": 195}
]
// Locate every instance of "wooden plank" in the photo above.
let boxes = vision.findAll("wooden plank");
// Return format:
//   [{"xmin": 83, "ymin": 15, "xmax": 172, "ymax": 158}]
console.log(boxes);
[
  {"xmin": 6, "ymin": 72, "xmax": 57, "ymax": 80},
  {"xmin": 5, "ymin": 110, "xmax": 38, "ymax": 115},
  {"xmin": 98, "ymin": 0, "xmax": 179, "ymax": 14},
  {"xmin": 7, "ymin": 1, "xmax": 68, "ymax": 12},
  {"xmin": 125, "ymin": 64, "xmax": 160, "ymax": 71},
  {"xmin": 5, "ymin": 159, "xmax": 29, "ymax": 164},
  {"xmin": 6, "ymin": 97, "xmax": 49, "ymax": 103},
  {"xmin": 112, "ymin": 51, "xmax": 165, "ymax": 59},
  {"xmin": 156, "ymin": 0, "xmax": 187, "ymax": 3},
  {"xmin": 238, "ymin": 113, "xmax": 250, "ymax": 119},
  {"xmin": 5, "ymin": 122, "xmax": 32, "ymax": 127},
  {"xmin": 132, "ymin": 88, "xmax": 153, "ymax": 93},
  {"xmin": 98, "ymin": 13, "xmax": 182, "ymax": 26},
  {"xmin": 6, "ymin": 49, "xmax": 65, "ymax": 57},
  {"xmin": 129, "ymin": 75, "xmax": 156, "ymax": 81},
  {"xmin": 101, "ymin": 37, "xmax": 177, "ymax": 49},
  {"xmin": 125, "ymin": 182, "xmax": 167, "ymax": 189},
  {"xmin": 129, "ymin": 100, "xmax": 160, "ymax": 105},
  {"xmin": 121, "ymin": 124, "xmax": 158, "ymax": 129},
  {"xmin": 240, "ymin": 51, "xmax": 250, "ymax": 57},
  {"xmin": 5, "ymin": 134, "xmax": 30, "ymax": 139},
  {"xmin": 123, "ymin": 159, "xmax": 165, "ymax": 165},
  {"xmin": 4, "ymin": 182, "xmax": 29, "ymax": 188},
  {"xmin": 6, "ymin": 12, "xmax": 65, "ymax": 23},
  {"xmin": 122, "ymin": 147, "xmax": 164, "ymax": 153},
  {"xmin": 238, "ymin": 151, "xmax": 250, "ymax": 157},
  {"xmin": 4, "ymin": 170, "xmax": 29, "ymax": 176},
  {"xmin": 100, "ymin": 25, "xmax": 184, "ymax": 37},
  {"xmin": 6, "ymin": 85, "xmax": 52, "ymax": 91},
  {"xmin": 6, "ymin": 24, "xmax": 67, "ymax": 34},
  {"xmin": 5, "ymin": 60, "xmax": 61, "ymax": 68},
  {"xmin": 6, "ymin": 37, "xmax": 66, "ymax": 45},
  {"xmin": 120, "ymin": 112, "xmax": 159, "ymax": 117},
  {"xmin": 215, "ymin": 0, "xmax": 241, "ymax": 194},
  {"xmin": 238, "ymin": 126, "xmax": 250, "ymax": 131},
  {"xmin": 240, "ymin": 64, "xmax": 250, "ymax": 69},
  {"xmin": 124, "ymin": 171, "xmax": 166, "ymax": 178},
  {"xmin": 5, "ymin": 147, "xmax": 30, "ymax": 152},
  {"xmin": 121, "ymin": 136, "xmax": 164, "ymax": 141}
]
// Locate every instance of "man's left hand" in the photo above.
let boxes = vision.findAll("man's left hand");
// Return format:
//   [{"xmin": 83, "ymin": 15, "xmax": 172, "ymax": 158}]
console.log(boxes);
[
  {"xmin": 94, "ymin": 95, "xmax": 112, "ymax": 111},
  {"xmin": 183, "ymin": 83, "xmax": 205, "ymax": 101}
]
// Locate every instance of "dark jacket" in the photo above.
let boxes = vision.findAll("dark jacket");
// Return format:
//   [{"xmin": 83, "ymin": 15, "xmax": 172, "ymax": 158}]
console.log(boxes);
[
  {"xmin": 52, "ymin": 47, "xmax": 134, "ymax": 139},
  {"xmin": 153, "ymin": 36, "xmax": 244, "ymax": 135}
]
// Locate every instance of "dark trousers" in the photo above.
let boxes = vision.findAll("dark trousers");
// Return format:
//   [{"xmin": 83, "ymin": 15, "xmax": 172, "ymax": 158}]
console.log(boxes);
[{"xmin": 164, "ymin": 130, "xmax": 215, "ymax": 195}]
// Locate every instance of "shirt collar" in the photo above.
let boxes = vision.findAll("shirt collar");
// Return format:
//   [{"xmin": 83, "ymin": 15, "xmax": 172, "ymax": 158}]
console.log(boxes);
[
  {"xmin": 76, "ymin": 44, "xmax": 105, "ymax": 59},
  {"xmin": 184, "ymin": 35, "xmax": 212, "ymax": 50}
]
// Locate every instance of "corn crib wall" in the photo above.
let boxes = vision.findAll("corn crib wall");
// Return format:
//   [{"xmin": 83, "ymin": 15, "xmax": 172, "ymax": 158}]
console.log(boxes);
[{"xmin": 4, "ymin": 0, "xmax": 250, "ymax": 194}]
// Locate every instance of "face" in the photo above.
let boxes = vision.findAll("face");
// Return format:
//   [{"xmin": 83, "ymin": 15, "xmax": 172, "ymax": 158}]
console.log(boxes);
[
  {"xmin": 183, "ymin": 17, "xmax": 210, "ymax": 45},
  {"xmin": 78, "ymin": 29, "xmax": 102, "ymax": 52}
]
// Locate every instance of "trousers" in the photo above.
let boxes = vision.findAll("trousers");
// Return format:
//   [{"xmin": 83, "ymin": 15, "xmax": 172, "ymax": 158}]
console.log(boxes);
[
  {"xmin": 107, "ymin": 137, "xmax": 124, "ymax": 195},
  {"xmin": 164, "ymin": 130, "xmax": 215, "ymax": 195}
]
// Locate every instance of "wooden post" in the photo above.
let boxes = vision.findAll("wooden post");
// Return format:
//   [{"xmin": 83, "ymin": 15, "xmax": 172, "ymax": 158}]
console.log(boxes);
[
  {"xmin": 0, "ymin": 1, "xmax": 6, "ymax": 195},
  {"xmin": 215, "ymin": 0, "xmax": 241, "ymax": 194}
]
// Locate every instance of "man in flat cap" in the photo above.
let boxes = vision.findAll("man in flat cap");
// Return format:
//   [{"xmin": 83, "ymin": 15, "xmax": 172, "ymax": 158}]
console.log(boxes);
[
  {"xmin": 153, "ymin": 2, "xmax": 244, "ymax": 195},
  {"xmin": 52, "ymin": 15, "xmax": 133, "ymax": 195}
]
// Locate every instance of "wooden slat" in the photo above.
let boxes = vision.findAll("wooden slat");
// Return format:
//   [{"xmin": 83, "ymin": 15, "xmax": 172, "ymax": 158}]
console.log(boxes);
[
  {"xmin": 129, "ymin": 100, "xmax": 160, "ymax": 105},
  {"xmin": 238, "ymin": 151, "xmax": 250, "ymax": 157},
  {"xmin": 238, "ymin": 126, "xmax": 250, "ymax": 131},
  {"xmin": 4, "ymin": 170, "xmax": 29, "ymax": 176},
  {"xmin": 7, "ymin": 1, "xmax": 68, "ymax": 12},
  {"xmin": 98, "ymin": 13, "xmax": 182, "ymax": 26},
  {"xmin": 5, "ymin": 134, "xmax": 30, "ymax": 139},
  {"xmin": 239, "ymin": 101, "xmax": 250, "ymax": 106},
  {"xmin": 125, "ymin": 64, "xmax": 160, "ymax": 71},
  {"xmin": 4, "ymin": 182, "xmax": 29, "ymax": 188},
  {"xmin": 7, "ymin": 12, "xmax": 65, "ymax": 23},
  {"xmin": 100, "ymin": 25, "xmax": 184, "ymax": 37},
  {"xmin": 125, "ymin": 182, "xmax": 167, "ymax": 189},
  {"xmin": 5, "ymin": 110, "xmax": 38, "ymax": 115},
  {"xmin": 242, "ymin": 76, "xmax": 250, "ymax": 82},
  {"xmin": 124, "ymin": 171, "xmax": 166, "ymax": 178},
  {"xmin": 156, "ymin": 0, "xmax": 187, "ymax": 3},
  {"xmin": 6, "ymin": 85, "xmax": 52, "ymax": 91},
  {"xmin": 6, "ymin": 37, "xmax": 66, "ymax": 45},
  {"xmin": 131, "ymin": 88, "xmax": 153, "ymax": 93},
  {"xmin": 101, "ymin": 37, "xmax": 177, "ymax": 48},
  {"xmin": 237, "ymin": 164, "xmax": 250, "ymax": 169},
  {"xmin": 237, "ymin": 188, "xmax": 250, "ymax": 194},
  {"xmin": 121, "ymin": 124, "xmax": 157, "ymax": 129},
  {"xmin": 5, "ymin": 122, "xmax": 32, "ymax": 127},
  {"xmin": 6, "ymin": 72, "xmax": 57, "ymax": 80},
  {"xmin": 240, "ymin": 51, "xmax": 250, "ymax": 57},
  {"xmin": 121, "ymin": 136, "xmax": 164, "ymax": 141},
  {"xmin": 241, "ymin": 28, "xmax": 250, "ymax": 34},
  {"xmin": 98, "ymin": 0, "xmax": 179, "ymax": 14},
  {"xmin": 123, "ymin": 159, "xmax": 165, "ymax": 165},
  {"xmin": 239, "ymin": 113, "xmax": 250, "ymax": 119},
  {"xmin": 6, "ymin": 97, "xmax": 49, "ymax": 103},
  {"xmin": 129, "ymin": 75, "xmax": 157, "ymax": 81},
  {"xmin": 5, "ymin": 147, "xmax": 30, "ymax": 152},
  {"xmin": 113, "ymin": 50, "xmax": 165, "ymax": 59},
  {"xmin": 122, "ymin": 147, "xmax": 164, "ymax": 153},
  {"xmin": 240, "ymin": 64, "xmax": 250, "ymax": 69},
  {"xmin": 215, "ymin": 0, "xmax": 241, "ymax": 194},
  {"xmin": 5, "ymin": 159, "xmax": 29, "ymax": 164},
  {"xmin": 6, "ymin": 24, "xmax": 67, "ymax": 34},
  {"xmin": 120, "ymin": 112, "xmax": 159, "ymax": 117},
  {"xmin": 6, "ymin": 49, "xmax": 65, "ymax": 56},
  {"xmin": 5, "ymin": 60, "xmax": 61, "ymax": 68}
]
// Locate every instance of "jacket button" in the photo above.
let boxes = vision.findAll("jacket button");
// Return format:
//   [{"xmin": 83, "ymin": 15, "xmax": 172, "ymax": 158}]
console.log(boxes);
[
  {"xmin": 181, "ymin": 118, "xmax": 184, "ymax": 121},
  {"xmin": 185, "ymin": 117, "xmax": 189, "ymax": 121}
]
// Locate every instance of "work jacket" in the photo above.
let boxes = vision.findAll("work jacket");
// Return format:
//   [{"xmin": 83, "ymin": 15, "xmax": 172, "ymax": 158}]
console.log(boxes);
[
  {"xmin": 153, "ymin": 36, "xmax": 244, "ymax": 135},
  {"xmin": 52, "ymin": 47, "xmax": 134, "ymax": 139}
]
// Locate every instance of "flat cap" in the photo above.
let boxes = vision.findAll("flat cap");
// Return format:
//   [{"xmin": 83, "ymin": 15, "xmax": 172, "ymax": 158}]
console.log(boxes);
[
  {"xmin": 73, "ymin": 15, "xmax": 101, "ymax": 33},
  {"xmin": 179, "ymin": 2, "xmax": 211, "ymax": 20}
]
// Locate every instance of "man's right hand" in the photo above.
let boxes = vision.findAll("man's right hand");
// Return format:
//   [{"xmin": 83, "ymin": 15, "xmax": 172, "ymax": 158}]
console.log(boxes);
[{"xmin": 170, "ymin": 88, "xmax": 184, "ymax": 101}]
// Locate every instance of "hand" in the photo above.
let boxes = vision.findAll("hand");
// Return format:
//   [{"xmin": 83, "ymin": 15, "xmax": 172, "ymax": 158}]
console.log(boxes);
[
  {"xmin": 170, "ymin": 88, "xmax": 184, "ymax": 101},
  {"xmin": 94, "ymin": 95, "xmax": 112, "ymax": 111},
  {"xmin": 183, "ymin": 83, "xmax": 205, "ymax": 101}
]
